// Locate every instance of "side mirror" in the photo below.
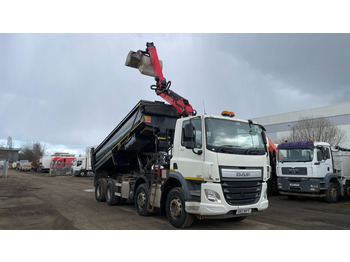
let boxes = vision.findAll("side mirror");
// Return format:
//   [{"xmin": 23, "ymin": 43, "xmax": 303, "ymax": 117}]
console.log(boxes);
[
  {"xmin": 317, "ymin": 149, "xmax": 323, "ymax": 162},
  {"xmin": 183, "ymin": 124, "xmax": 195, "ymax": 149},
  {"xmin": 261, "ymin": 131, "xmax": 267, "ymax": 145}
]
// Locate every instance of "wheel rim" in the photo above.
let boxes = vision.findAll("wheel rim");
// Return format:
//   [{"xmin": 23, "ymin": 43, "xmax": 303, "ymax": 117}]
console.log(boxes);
[
  {"xmin": 346, "ymin": 186, "xmax": 350, "ymax": 196},
  {"xmin": 137, "ymin": 192, "xmax": 146, "ymax": 209},
  {"xmin": 169, "ymin": 197, "xmax": 182, "ymax": 219},
  {"xmin": 330, "ymin": 186, "xmax": 337, "ymax": 199}
]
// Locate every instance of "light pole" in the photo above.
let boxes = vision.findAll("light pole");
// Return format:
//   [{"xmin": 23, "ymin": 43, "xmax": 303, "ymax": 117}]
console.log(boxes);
[{"xmin": 288, "ymin": 124, "xmax": 295, "ymax": 141}]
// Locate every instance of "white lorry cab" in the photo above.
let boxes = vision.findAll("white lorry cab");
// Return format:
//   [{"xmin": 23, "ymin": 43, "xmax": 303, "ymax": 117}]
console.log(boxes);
[
  {"xmin": 276, "ymin": 140, "xmax": 350, "ymax": 202},
  {"xmin": 71, "ymin": 154, "xmax": 92, "ymax": 177}
]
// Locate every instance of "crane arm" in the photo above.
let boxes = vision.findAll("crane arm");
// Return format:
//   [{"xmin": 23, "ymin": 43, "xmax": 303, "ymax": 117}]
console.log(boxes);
[{"xmin": 126, "ymin": 42, "xmax": 196, "ymax": 117}]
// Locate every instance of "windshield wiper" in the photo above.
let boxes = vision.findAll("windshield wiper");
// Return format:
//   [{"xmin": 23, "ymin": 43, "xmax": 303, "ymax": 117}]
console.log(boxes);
[
  {"xmin": 215, "ymin": 145, "xmax": 238, "ymax": 152},
  {"xmin": 244, "ymin": 148, "xmax": 265, "ymax": 155}
]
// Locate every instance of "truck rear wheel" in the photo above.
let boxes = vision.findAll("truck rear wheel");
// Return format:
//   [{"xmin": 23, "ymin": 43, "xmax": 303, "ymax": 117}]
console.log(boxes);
[
  {"xmin": 106, "ymin": 180, "xmax": 122, "ymax": 206},
  {"xmin": 166, "ymin": 187, "xmax": 194, "ymax": 228},
  {"xmin": 344, "ymin": 182, "xmax": 350, "ymax": 201},
  {"xmin": 325, "ymin": 182, "xmax": 339, "ymax": 203},
  {"xmin": 135, "ymin": 183, "xmax": 150, "ymax": 216},
  {"xmin": 95, "ymin": 178, "xmax": 107, "ymax": 202}
]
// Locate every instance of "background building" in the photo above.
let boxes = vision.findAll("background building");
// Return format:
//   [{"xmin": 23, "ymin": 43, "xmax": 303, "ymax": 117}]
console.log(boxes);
[
  {"xmin": 0, "ymin": 147, "xmax": 20, "ymax": 162},
  {"xmin": 252, "ymin": 101, "xmax": 350, "ymax": 148}
]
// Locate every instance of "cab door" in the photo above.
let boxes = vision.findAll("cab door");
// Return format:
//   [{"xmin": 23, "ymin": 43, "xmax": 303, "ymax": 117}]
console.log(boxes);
[
  {"xmin": 173, "ymin": 118, "xmax": 204, "ymax": 179},
  {"xmin": 315, "ymin": 146, "xmax": 333, "ymax": 176}
]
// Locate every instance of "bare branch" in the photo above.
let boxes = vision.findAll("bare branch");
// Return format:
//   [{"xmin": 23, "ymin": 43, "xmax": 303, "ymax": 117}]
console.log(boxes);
[{"xmin": 285, "ymin": 116, "xmax": 345, "ymax": 146}]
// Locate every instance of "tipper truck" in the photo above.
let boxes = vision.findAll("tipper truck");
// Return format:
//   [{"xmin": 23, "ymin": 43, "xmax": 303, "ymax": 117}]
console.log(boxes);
[
  {"xmin": 91, "ymin": 42, "xmax": 269, "ymax": 228},
  {"xmin": 276, "ymin": 140, "xmax": 350, "ymax": 203}
]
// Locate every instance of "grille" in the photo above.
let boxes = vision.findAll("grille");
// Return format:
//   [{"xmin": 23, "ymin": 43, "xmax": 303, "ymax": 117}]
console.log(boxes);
[
  {"xmin": 282, "ymin": 167, "xmax": 307, "ymax": 175},
  {"xmin": 221, "ymin": 180, "xmax": 262, "ymax": 206}
]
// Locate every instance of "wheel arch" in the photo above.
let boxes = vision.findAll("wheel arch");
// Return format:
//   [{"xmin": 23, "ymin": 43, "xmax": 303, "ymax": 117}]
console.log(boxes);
[
  {"xmin": 160, "ymin": 172, "xmax": 193, "ymax": 215},
  {"xmin": 134, "ymin": 175, "xmax": 151, "ymax": 199},
  {"xmin": 325, "ymin": 173, "xmax": 340, "ymax": 187}
]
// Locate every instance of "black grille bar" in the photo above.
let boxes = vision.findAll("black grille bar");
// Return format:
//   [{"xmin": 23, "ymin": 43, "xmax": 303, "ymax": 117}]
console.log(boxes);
[{"xmin": 221, "ymin": 180, "xmax": 262, "ymax": 206}]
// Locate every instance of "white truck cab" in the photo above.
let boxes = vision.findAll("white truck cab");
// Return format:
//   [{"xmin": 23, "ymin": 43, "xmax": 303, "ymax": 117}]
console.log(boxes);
[
  {"xmin": 277, "ymin": 140, "xmax": 350, "ymax": 202},
  {"xmin": 71, "ymin": 154, "xmax": 92, "ymax": 177},
  {"xmin": 169, "ymin": 114, "xmax": 269, "ymax": 218}
]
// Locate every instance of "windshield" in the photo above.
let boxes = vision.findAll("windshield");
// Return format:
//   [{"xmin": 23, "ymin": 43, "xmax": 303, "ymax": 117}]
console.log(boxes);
[
  {"xmin": 205, "ymin": 118, "xmax": 265, "ymax": 155},
  {"xmin": 277, "ymin": 148, "xmax": 314, "ymax": 162}
]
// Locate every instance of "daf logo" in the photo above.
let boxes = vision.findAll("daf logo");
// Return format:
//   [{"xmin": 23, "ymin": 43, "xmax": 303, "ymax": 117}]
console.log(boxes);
[{"xmin": 236, "ymin": 172, "xmax": 250, "ymax": 177}]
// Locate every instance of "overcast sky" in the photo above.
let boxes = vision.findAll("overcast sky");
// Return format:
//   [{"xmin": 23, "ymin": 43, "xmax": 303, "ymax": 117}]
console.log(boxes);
[{"xmin": 1, "ymin": 33, "xmax": 350, "ymax": 155}]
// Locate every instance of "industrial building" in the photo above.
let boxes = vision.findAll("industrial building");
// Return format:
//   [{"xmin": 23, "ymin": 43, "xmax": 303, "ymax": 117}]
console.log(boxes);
[
  {"xmin": 252, "ymin": 101, "xmax": 350, "ymax": 148},
  {"xmin": 0, "ymin": 147, "xmax": 20, "ymax": 162}
]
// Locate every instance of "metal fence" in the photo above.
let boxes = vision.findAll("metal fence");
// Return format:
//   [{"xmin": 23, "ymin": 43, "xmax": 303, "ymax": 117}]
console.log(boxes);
[
  {"xmin": 0, "ymin": 160, "xmax": 8, "ymax": 178},
  {"xmin": 49, "ymin": 161, "xmax": 72, "ymax": 176}
]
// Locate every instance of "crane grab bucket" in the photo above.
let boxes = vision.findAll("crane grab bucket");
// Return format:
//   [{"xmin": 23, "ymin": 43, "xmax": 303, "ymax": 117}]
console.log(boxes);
[{"xmin": 125, "ymin": 50, "xmax": 163, "ymax": 77}]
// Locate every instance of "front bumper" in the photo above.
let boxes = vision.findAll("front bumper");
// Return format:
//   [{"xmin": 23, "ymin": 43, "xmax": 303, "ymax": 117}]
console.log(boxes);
[
  {"xmin": 277, "ymin": 177, "xmax": 326, "ymax": 194},
  {"xmin": 185, "ymin": 182, "xmax": 268, "ymax": 218}
]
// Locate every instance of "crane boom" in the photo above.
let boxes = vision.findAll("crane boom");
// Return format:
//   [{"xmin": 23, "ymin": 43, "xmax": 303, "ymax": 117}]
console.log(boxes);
[{"xmin": 125, "ymin": 42, "xmax": 196, "ymax": 117}]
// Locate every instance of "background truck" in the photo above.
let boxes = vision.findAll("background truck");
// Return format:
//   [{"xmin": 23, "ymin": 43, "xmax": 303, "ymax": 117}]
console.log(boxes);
[
  {"xmin": 71, "ymin": 154, "xmax": 93, "ymax": 177},
  {"xmin": 276, "ymin": 140, "xmax": 350, "ymax": 202},
  {"xmin": 50, "ymin": 157, "xmax": 75, "ymax": 175},
  {"xmin": 18, "ymin": 160, "xmax": 29, "ymax": 170},
  {"xmin": 37, "ymin": 153, "xmax": 75, "ymax": 172},
  {"xmin": 91, "ymin": 42, "xmax": 269, "ymax": 228},
  {"xmin": 20, "ymin": 162, "xmax": 32, "ymax": 171}
]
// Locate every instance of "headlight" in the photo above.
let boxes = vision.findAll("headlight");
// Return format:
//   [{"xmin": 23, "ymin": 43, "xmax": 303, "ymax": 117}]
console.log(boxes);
[
  {"xmin": 310, "ymin": 184, "xmax": 319, "ymax": 191},
  {"xmin": 204, "ymin": 189, "xmax": 221, "ymax": 202}
]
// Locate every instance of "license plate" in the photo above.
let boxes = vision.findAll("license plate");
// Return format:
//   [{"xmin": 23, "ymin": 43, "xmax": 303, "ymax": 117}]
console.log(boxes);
[
  {"xmin": 290, "ymin": 183, "xmax": 300, "ymax": 187},
  {"xmin": 236, "ymin": 208, "xmax": 252, "ymax": 215}
]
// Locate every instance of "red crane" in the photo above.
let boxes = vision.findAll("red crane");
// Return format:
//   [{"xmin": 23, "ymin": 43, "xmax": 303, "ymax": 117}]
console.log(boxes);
[{"xmin": 125, "ymin": 42, "xmax": 196, "ymax": 117}]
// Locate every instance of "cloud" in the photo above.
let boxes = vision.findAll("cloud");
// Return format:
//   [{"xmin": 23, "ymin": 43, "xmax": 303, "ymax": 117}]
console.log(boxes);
[{"xmin": 1, "ymin": 33, "xmax": 350, "ymax": 152}]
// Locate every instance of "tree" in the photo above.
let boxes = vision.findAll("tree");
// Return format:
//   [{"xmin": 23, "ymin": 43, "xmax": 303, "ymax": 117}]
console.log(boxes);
[
  {"xmin": 284, "ymin": 116, "xmax": 345, "ymax": 146},
  {"xmin": 7, "ymin": 136, "xmax": 13, "ymax": 149},
  {"xmin": 18, "ymin": 142, "xmax": 46, "ymax": 162}
]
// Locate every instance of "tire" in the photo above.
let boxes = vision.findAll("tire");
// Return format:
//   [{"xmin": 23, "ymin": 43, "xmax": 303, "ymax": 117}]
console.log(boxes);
[
  {"xmin": 106, "ymin": 180, "xmax": 121, "ymax": 206},
  {"xmin": 325, "ymin": 182, "xmax": 339, "ymax": 203},
  {"xmin": 95, "ymin": 178, "xmax": 107, "ymax": 202},
  {"xmin": 344, "ymin": 181, "xmax": 350, "ymax": 201},
  {"xmin": 166, "ymin": 187, "xmax": 194, "ymax": 228},
  {"xmin": 79, "ymin": 170, "xmax": 87, "ymax": 177},
  {"xmin": 135, "ymin": 183, "xmax": 150, "ymax": 216}
]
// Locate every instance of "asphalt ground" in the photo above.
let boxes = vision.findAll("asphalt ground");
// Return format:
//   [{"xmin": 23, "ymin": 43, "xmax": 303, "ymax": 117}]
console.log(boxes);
[
  {"xmin": 1, "ymin": 169, "xmax": 348, "ymax": 261},
  {"xmin": 1, "ymin": 169, "xmax": 350, "ymax": 230}
]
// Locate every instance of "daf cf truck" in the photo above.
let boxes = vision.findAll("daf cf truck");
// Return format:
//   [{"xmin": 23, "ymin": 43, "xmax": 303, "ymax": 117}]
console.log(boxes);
[{"xmin": 91, "ymin": 43, "xmax": 269, "ymax": 228}]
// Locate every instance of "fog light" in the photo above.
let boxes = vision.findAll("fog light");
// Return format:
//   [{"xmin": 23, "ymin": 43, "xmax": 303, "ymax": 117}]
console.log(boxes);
[
  {"xmin": 277, "ymin": 183, "xmax": 282, "ymax": 189},
  {"xmin": 204, "ymin": 189, "xmax": 221, "ymax": 202},
  {"xmin": 310, "ymin": 185, "xmax": 319, "ymax": 191}
]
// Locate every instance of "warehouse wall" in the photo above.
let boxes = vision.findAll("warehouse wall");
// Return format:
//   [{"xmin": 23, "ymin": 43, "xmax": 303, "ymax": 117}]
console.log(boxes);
[{"xmin": 252, "ymin": 101, "xmax": 350, "ymax": 148}]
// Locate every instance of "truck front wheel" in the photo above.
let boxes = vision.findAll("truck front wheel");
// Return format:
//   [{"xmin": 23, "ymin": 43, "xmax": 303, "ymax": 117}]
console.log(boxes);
[
  {"xmin": 166, "ymin": 187, "xmax": 194, "ymax": 228},
  {"xmin": 79, "ymin": 170, "xmax": 87, "ymax": 177},
  {"xmin": 95, "ymin": 178, "xmax": 107, "ymax": 202},
  {"xmin": 325, "ymin": 182, "xmax": 339, "ymax": 203}
]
